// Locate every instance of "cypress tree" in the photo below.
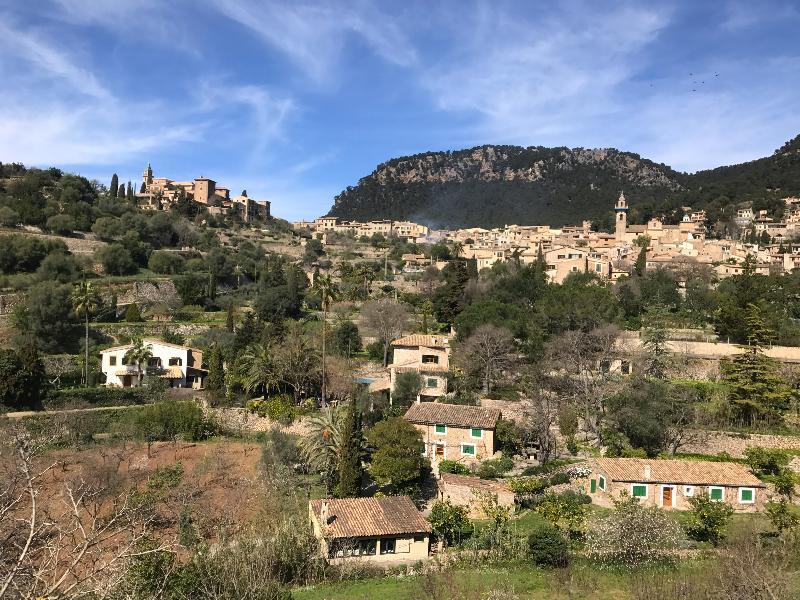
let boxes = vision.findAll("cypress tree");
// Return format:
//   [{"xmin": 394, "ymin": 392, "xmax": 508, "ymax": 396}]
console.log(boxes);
[
  {"xmin": 139, "ymin": 181, "xmax": 146, "ymax": 193},
  {"xmin": 110, "ymin": 173, "xmax": 119, "ymax": 198},
  {"xmin": 336, "ymin": 402, "xmax": 364, "ymax": 498},
  {"xmin": 206, "ymin": 345, "xmax": 225, "ymax": 402},
  {"xmin": 17, "ymin": 339, "xmax": 45, "ymax": 409},
  {"xmin": 226, "ymin": 304, "xmax": 235, "ymax": 332},
  {"xmin": 118, "ymin": 183, "xmax": 126, "ymax": 198},
  {"xmin": 126, "ymin": 181, "xmax": 134, "ymax": 200},
  {"xmin": 635, "ymin": 245, "xmax": 647, "ymax": 277}
]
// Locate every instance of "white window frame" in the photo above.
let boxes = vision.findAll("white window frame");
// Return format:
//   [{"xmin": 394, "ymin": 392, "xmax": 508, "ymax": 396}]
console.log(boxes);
[
  {"xmin": 631, "ymin": 483, "xmax": 648, "ymax": 499},
  {"xmin": 470, "ymin": 428, "xmax": 483, "ymax": 439},
  {"xmin": 683, "ymin": 485, "xmax": 694, "ymax": 497},
  {"xmin": 433, "ymin": 442, "xmax": 446, "ymax": 460},
  {"xmin": 708, "ymin": 486, "xmax": 725, "ymax": 502},
  {"xmin": 426, "ymin": 378, "xmax": 438, "ymax": 389},
  {"xmin": 460, "ymin": 443, "xmax": 476, "ymax": 457},
  {"xmin": 598, "ymin": 475, "xmax": 606, "ymax": 490},
  {"xmin": 738, "ymin": 487, "xmax": 755, "ymax": 504},
  {"xmin": 434, "ymin": 424, "xmax": 447, "ymax": 435}
]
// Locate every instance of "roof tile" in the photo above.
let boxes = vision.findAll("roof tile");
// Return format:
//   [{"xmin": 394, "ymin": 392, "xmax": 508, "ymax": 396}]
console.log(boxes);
[
  {"xmin": 404, "ymin": 402, "xmax": 500, "ymax": 429},
  {"xmin": 309, "ymin": 496, "xmax": 430, "ymax": 539},
  {"xmin": 595, "ymin": 458, "xmax": 764, "ymax": 487}
]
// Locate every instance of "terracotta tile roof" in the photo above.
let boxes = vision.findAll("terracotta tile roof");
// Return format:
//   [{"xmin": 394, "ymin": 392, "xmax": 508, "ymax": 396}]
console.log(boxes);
[
  {"xmin": 309, "ymin": 496, "xmax": 430, "ymax": 539},
  {"xmin": 392, "ymin": 334, "xmax": 450, "ymax": 348},
  {"xmin": 404, "ymin": 402, "xmax": 500, "ymax": 430},
  {"xmin": 392, "ymin": 364, "xmax": 449, "ymax": 374},
  {"xmin": 439, "ymin": 473, "xmax": 511, "ymax": 494},
  {"xmin": 595, "ymin": 458, "xmax": 765, "ymax": 487}
]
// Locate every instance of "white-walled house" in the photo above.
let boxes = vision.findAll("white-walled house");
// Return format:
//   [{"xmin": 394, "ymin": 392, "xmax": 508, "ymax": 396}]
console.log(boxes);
[{"xmin": 100, "ymin": 339, "xmax": 207, "ymax": 389}]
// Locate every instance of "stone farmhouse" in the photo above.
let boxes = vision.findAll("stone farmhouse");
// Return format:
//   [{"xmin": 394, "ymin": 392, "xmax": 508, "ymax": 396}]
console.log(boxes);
[
  {"xmin": 99, "ymin": 339, "xmax": 207, "ymax": 389},
  {"xmin": 138, "ymin": 164, "xmax": 270, "ymax": 223},
  {"xmin": 588, "ymin": 457, "xmax": 766, "ymax": 512},
  {"xmin": 404, "ymin": 403, "xmax": 501, "ymax": 468},
  {"xmin": 389, "ymin": 334, "xmax": 452, "ymax": 401},
  {"xmin": 437, "ymin": 472, "xmax": 515, "ymax": 518},
  {"xmin": 308, "ymin": 496, "xmax": 430, "ymax": 564}
]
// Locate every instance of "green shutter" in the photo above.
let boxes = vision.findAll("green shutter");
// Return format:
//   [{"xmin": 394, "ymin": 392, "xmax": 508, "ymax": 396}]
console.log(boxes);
[
  {"xmin": 462, "ymin": 444, "xmax": 475, "ymax": 455},
  {"xmin": 435, "ymin": 424, "xmax": 446, "ymax": 434},
  {"xmin": 471, "ymin": 428, "xmax": 482, "ymax": 438},
  {"xmin": 590, "ymin": 479, "xmax": 597, "ymax": 493},
  {"xmin": 599, "ymin": 475, "xmax": 605, "ymax": 490},
  {"xmin": 710, "ymin": 487, "xmax": 723, "ymax": 501},
  {"xmin": 632, "ymin": 484, "xmax": 647, "ymax": 498},
  {"xmin": 740, "ymin": 488, "xmax": 753, "ymax": 502}
]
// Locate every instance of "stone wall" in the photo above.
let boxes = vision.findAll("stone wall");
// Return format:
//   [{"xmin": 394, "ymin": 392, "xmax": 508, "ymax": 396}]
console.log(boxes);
[{"xmin": 683, "ymin": 430, "xmax": 800, "ymax": 458}]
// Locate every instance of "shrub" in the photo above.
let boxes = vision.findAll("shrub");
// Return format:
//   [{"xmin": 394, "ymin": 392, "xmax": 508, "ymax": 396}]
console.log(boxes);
[
  {"xmin": 744, "ymin": 446, "xmax": 789, "ymax": 476},
  {"xmin": 587, "ymin": 495, "xmax": 684, "ymax": 567},
  {"xmin": 534, "ymin": 491, "xmax": 589, "ymax": 537},
  {"xmin": 428, "ymin": 500, "xmax": 472, "ymax": 546},
  {"xmin": 766, "ymin": 498, "xmax": 800, "ymax": 534},
  {"xmin": 438, "ymin": 459, "xmax": 470, "ymax": 475},
  {"xmin": 548, "ymin": 472, "xmax": 571, "ymax": 486},
  {"xmin": 684, "ymin": 492, "xmax": 734, "ymax": 546},
  {"xmin": 124, "ymin": 303, "xmax": 143, "ymax": 322},
  {"xmin": 128, "ymin": 400, "xmax": 217, "ymax": 442},
  {"xmin": 45, "ymin": 213, "xmax": 76, "ymax": 235},
  {"xmin": 0, "ymin": 206, "xmax": 19, "ymax": 227},
  {"xmin": 148, "ymin": 250, "xmax": 186, "ymax": 274},
  {"xmin": 98, "ymin": 243, "xmax": 138, "ymax": 275},
  {"xmin": 476, "ymin": 455, "xmax": 514, "ymax": 479},
  {"xmin": 247, "ymin": 394, "xmax": 296, "ymax": 425},
  {"xmin": 528, "ymin": 524, "xmax": 569, "ymax": 567},
  {"xmin": 44, "ymin": 386, "xmax": 153, "ymax": 410}
]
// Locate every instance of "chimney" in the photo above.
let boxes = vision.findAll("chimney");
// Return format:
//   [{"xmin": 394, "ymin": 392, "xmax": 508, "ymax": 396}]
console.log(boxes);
[
  {"xmin": 320, "ymin": 501, "xmax": 329, "ymax": 526},
  {"xmin": 643, "ymin": 464, "xmax": 651, "ymax": 480}
]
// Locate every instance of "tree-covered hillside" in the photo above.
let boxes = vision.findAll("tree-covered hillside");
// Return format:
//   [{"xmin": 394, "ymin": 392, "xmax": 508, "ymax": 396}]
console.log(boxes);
[{"xmin": 328, "ymin": 135, "xmax": 800, "ymax": 230}]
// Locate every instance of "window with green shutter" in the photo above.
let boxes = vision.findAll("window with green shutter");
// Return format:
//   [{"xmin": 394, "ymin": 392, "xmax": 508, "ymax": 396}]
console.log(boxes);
[
  {"xmin": 709, "ymin": 487, "xmax": 724, "ymax": 501},
  {"xmin": 599, "ymin": 475, "xmax": 606, "ymax": 490},
  {"xmin": 739, "ymin": 488, "xmax": 754, "ymax": 503},
  {"xmin": 470, "ymin": 428, "xmax": 482, "ymax": 438},
  {"xmin": 632, "ymin": 484, "xmax": 647, "ymax": 498},
  {"xmin": 590, "ymin": 479, "xmax": 597, "ymax": 493},
  {"xmin": 461, "ymin": 444, "xmax": 475, "ymax": 456},
  {"xmin": 435, "ymin": 424, "xmax": 446, "ymax": 434}
]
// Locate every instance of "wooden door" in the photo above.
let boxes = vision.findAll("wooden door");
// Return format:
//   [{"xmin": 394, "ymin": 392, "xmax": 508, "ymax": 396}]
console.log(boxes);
[
  {"xmin": 662, "ymin": 486, "xmax": 673, "ymax": 508},
  {"xmin": 435, "ymin": 444, "xmax": 445, "ymax": 460}
]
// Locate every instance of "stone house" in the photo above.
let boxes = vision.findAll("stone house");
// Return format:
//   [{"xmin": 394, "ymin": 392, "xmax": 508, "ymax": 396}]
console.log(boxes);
[
  {"xmin": 389, "ymin": 334, "xmax": 452, "ymax": 401},
  {"xmin": 308, "ymin": 496, "xmax": 430, "ymax": 564},
  {"xmin": 404, "ymin": 403, "xmax": 501, "ymax": 467},
  {"xmin": 437, "ymin": 473, "xmax": 515, "ymax": 518},
  {"xmin": 588, "ymin": 458, "xmax": 767, "ymax": 512},
  {"xmin": 99, "ymin": 339, "xmax": 207, "ymax": 389}
]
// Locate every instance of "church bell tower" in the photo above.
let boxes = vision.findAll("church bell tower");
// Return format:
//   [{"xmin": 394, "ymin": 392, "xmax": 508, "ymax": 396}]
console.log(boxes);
[{"xmin": 614, "ymin": 191, "xmax": 628, "ymax": 241}]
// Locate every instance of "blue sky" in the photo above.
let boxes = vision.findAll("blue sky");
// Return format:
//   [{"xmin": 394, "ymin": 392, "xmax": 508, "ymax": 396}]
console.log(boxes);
[{"xmin": 0, "ymin": 0, "xmax": 798, "ymax": 220}]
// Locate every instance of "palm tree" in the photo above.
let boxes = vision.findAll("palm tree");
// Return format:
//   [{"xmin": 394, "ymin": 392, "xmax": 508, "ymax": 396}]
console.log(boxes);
[
  {"xmin": 239, "ymin": 342, "xmax": 280, "ymax": 397},
  {"xmin": 451, "ymin": 241, "xmax": 464, "ymax": 260},
  {"xmin": 123, "ymin": 338, "xmax": 153, "ymax": 386},
  {"xmin": 71, "ymin": 279, "xmax": 100, "ymax": 386},
  {"xmin": 313, "ymin": 274, "xmax": 338, "ymax": 407},
  {"xmin": 299, "ymin": 406, "xmax": 345, "ymax": 496}
]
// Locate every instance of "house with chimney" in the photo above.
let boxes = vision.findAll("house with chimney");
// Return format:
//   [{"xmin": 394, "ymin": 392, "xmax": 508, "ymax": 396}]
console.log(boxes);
[
  {"xmin": 389, "ymin": 334, "xmax": 452, "ymax": 401},
  {"xmin": 308, "ymin": 496, "xmax": 430, "ymax": 564},
  {"xmin": 404, "ymin": 403, "xmax": 501, "ymax": 468},
  {"xmin": 588, "ymin": 457, "xmax": 766, "ymax": 512}
]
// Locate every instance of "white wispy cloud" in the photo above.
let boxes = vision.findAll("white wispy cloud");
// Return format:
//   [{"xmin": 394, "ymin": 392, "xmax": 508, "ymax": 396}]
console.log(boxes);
[{"xmin": 205, "ymin": 0, "xmax": 417, "ymax": 83}]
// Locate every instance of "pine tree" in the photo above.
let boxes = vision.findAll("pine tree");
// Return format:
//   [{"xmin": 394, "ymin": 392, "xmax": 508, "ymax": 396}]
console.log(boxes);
[
  {"xmin": 110, "ymin": 173, "xmax": 119, "ymax": 198},
  {"xmin": 124, "ymin": 303, "xmax": 143, "ymax": 322},
  {"xmin": 335, "ymin": 402, "xmax": 364, "ymax": 498},
  {"xmin": 641, "ymin": 304, "xmax": 670, "ymax": 379},
  {"xmin": 206, "ymin": 345, "xmax": 225, "ymax": 403}
]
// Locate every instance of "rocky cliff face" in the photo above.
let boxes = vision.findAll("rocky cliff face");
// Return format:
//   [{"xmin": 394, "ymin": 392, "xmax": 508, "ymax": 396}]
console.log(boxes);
[
  {"xmin": 328, "ymin": 136, "xmax": 800, "ymax": 229},
  {"xmin": 329, "ymin": 145, "xmax": 684, "ymax": 228}
]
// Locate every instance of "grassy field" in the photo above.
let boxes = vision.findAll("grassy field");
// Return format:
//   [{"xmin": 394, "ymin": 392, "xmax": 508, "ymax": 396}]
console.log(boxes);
[{"xmin": 293, "ymin": 560, "xmax": 686, "ymax": 600}]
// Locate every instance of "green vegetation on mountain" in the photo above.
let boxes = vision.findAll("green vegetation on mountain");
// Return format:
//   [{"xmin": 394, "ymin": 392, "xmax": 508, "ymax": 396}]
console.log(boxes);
[{"xmin": 328, "ymin": 134, "xmax": 800, "ymax": 229}]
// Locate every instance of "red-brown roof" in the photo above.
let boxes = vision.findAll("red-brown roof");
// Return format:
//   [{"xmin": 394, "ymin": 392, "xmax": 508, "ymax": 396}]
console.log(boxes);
[
  {"xmin": 404, "ymin": 402, "xmax": 500, "ymax": 430},
  {"xmin": 595, "ymin": 458, "xmax": 765, "ymax": 487},
  {"xmin": 309, "ymin": 496, "xmax": 430, "ymax": 539},
  {"xmin": 392, "ymin": 334, "xmax": 450, "ymax": 349}
]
